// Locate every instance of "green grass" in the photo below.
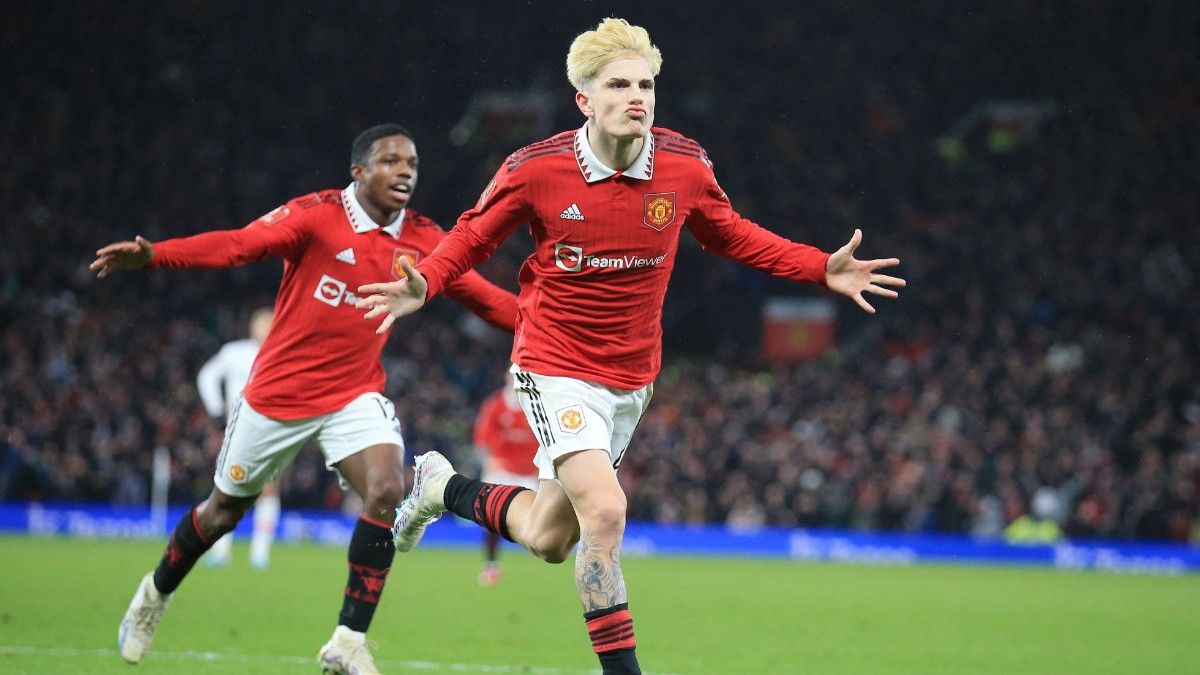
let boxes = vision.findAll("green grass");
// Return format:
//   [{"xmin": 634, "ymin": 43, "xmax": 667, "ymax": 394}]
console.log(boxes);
[{"xmin": 0, "ymin": 536, "xmax": 1196, "ymax": 673}]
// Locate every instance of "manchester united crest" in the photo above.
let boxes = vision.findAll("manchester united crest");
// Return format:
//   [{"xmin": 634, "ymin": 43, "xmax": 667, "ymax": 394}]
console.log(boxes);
[
  {"xmin": 555, "ymin": 404, "xmax": 587, "ymax": 434},
  {"xmin": 228, "ymin": 464, "xmax": 247, "ymax": 483},
  {"xmin": 643, "ymin": 192, "xmax": 676, "ymax": 231},
  {"xmin": 392, "ymin": 249, "xmax": 421, "ymax": 280}
]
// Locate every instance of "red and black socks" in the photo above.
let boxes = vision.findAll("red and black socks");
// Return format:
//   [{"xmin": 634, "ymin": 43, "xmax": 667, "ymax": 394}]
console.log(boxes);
[
  {"xmin": 585, "ymin": 603, "xmax": 640, "ymax": 674},
  {"xmin": 443, "ymin": 474, "xmax": 529, "ymax": 542},
  {"xmin": 338, "ymin": 515, "xmax": 395, "ymax": 632},
  {"xmin": 152, "ymin": 506, "xmax": 214, "ymax": 594}
]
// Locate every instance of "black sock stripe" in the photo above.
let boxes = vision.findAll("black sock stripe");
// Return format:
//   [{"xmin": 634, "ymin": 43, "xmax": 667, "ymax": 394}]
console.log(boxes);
[
  {"xmin": 495, "ymin": 486, "xmax": 529, "ymax": 543},
  {"xmin": 593, "ymin": 629, "xmax": 636, "ymax": 647},
  {"xmin": 590, "ymin": 620, "xmax": 634, "ymax": 639}
]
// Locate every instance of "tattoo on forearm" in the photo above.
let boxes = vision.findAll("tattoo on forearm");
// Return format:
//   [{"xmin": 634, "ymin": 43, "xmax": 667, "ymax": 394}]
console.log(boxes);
[{"xmin": 575, "ymin": 528, "xmax": 627, "ymax": 611}]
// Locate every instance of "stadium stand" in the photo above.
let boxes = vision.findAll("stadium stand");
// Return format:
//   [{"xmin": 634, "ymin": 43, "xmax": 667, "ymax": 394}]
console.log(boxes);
[{"xmin": 2, "ymin": 1, "xmax": 1196, "ymax": 543}]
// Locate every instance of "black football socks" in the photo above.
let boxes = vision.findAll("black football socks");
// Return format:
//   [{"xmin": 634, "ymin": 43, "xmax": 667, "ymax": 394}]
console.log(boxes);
[
  {"xmin": 152, "ymin": 506, "xmax": 214, "ymax": 594},
  {"xmin": 442, "ymin": 474, "xmax": 529, "ymax": 542},
  {"xmin": 338, "ymin": 515, "xmax": 396, "ymax": 632}
]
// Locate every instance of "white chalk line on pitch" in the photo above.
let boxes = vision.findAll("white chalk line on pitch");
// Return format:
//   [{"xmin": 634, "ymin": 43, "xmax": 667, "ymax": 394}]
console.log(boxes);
[{"xmin": 0, "ymin": 645, "xmax": 618, "ymax": 674}]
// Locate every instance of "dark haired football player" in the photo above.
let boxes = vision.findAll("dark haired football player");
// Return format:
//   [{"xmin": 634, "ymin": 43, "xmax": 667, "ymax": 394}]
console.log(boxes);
[{"xmin": 93, "ymin": 124, "xmax": 518, "ymax": 674}]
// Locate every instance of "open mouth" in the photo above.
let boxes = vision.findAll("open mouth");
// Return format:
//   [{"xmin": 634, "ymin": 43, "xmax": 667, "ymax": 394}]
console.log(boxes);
[{"xmin": 389, "ymin": 184, "xmax": 412, "ymax": 200}]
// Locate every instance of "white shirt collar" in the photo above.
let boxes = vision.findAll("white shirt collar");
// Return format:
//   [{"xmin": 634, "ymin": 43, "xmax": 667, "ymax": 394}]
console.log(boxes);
[
  {"xmin": 341, "ymin": 183, "xmax": 404, "ymax": 238},
  {"xmin": 574, "ymin": 123, "xmax": 654, "ymax": 183}
]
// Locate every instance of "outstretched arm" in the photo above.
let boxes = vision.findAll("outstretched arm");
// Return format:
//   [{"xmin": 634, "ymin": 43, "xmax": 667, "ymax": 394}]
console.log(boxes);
[
  {"xmin": 90, "ymin": 236, "xmax": 154, "ymax": 278},
  {"xmin": 824, "ymin": 229, "xmax": 905, "ymax": 314},
  {"xmin": 90, "ymin": 204, "xmax": 308, "ymax": 278},
  {"xmin": 688, "ymin": 160, "xmax": 903, "ymax": 312}
]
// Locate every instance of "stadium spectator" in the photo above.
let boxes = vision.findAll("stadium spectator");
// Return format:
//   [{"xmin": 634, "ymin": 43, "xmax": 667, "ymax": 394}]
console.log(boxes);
[
  {"xmin": 89, "ymin": 125, "xmax": 518, "ymax": 673},
  {"xmin": 360, "ymin": 19, "xmax": 903, "ymax": 674}
]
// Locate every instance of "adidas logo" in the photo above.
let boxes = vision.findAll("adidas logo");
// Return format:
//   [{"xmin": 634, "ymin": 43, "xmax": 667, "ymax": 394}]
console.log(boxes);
[
  {"xmin": 335, "ymin": 248, "xmax": 356, "ymax": 265},
  {"xmin": 559, "ymin": 203, "xmax": 585, "ymax": 221}
]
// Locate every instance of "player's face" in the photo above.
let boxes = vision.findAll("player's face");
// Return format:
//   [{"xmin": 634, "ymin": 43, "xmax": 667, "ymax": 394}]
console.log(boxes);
[
  {"xmin": 577, "ymin": 56, "xmax": 656, "ymax": 140},
  {"xmin": 353, "ymin": 135, "xmax": 419, "ymax": 214}
]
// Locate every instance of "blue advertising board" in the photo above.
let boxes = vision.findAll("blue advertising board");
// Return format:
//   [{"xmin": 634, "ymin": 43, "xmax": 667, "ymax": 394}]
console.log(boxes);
[{"xmin": 2, "ymin": 502, "xmax": 1196, "ymax": 575}]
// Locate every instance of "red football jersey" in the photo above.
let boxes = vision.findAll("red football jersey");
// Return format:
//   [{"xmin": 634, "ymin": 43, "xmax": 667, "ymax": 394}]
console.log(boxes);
[
  {"xmin": 150, "ymin": 185, "xmax": 517, "ymax": 419},
  {"xmin": 417, "ymin": 125, "xmax": 831, "ymax": 390},
  {"xmin": 473, "ymin": 390, "xmax": 539, "ymax": 476}
]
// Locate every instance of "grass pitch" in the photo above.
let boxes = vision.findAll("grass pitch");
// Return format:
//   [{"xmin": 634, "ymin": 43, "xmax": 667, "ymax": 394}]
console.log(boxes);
[{"xmin": 0, "ymin": 536, "xmax": 1196, "ymax": 673}]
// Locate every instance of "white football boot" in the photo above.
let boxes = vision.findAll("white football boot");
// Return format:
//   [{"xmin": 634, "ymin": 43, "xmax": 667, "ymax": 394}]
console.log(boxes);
[
  {"xmin": 117, "ymin": 571, "xmax": 171, "ymax": 663},
  {"xmin": 317, "ymin": 625, "xmax": 380, "ymax": 674},
  {"xmin": 392, "ymin": 451, "xmax": 454, "ymax": 552}
]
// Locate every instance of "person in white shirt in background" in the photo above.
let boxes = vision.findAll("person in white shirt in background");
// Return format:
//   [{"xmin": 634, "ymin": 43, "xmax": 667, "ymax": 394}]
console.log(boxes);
[{"xmin": 196, "ymin": 307, "xmax": 278, "ymax": 569}]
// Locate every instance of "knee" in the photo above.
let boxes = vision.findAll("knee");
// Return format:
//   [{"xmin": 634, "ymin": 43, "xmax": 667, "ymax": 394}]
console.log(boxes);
[
  {"xmin": 577, "ymin": 494, "xmax": 627, "ymax": 538},
  {"xmin": 362, "ymin": 473, "xmax": 405, "ymax": 514},
  {"xmin": 529, "ymin": 529, "xmax": 579, "ymax": 564}
]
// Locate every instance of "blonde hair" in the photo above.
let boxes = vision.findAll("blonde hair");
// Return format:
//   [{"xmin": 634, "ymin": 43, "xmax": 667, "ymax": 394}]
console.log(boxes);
[{"xmin": 566, "ymin": 18, "xmax": 662, "ymax": 91}]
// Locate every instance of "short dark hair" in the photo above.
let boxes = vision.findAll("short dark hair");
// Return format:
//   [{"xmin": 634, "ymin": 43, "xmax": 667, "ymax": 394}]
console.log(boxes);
[{"xmin": 351, "ymin": 124, "xmax": 414, "ymax": 165}]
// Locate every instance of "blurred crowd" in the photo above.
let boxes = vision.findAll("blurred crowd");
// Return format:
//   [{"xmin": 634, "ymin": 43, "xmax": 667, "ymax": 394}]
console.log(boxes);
[{"xmin": 2, "ymin": 2, "xmax": 1197, "ymax": 542}]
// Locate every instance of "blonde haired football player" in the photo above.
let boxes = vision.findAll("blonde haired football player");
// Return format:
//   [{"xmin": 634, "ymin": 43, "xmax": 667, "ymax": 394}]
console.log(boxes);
[
  {"xmin": 565, "ymin": 17, "xmax": 662, "ymax": 91},
  {"xmin": 361, "ymin": 18, "xmax": 904, "ymax": 674}
]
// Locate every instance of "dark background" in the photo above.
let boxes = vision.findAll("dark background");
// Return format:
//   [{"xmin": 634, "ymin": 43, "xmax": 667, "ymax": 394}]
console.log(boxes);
[{"xmin": 2, "ymin": 1, "xmax": 1197, "ymax": 542}]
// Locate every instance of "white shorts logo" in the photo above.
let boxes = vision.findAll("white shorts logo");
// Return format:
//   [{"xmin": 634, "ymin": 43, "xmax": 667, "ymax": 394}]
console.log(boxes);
[
  {"xmin": 314, "ymin": 274, "xmax": 347, "ymax": 307},
  {"xmin": 555, "ymin": 243, "xmax": 583, "ymax": 272},
  {"xmin": 228, "ymin": 463, "xmax": 248, "ymax": 484},
  {"xmin": 555, "ymin": 404, "xmax": 587, "ymax": 435}
]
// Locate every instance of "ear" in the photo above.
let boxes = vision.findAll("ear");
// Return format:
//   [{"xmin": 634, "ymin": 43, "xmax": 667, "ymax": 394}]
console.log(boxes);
[
  {"xmin": 575, "ymin": 90, "xmax": 593, "ymax": 118},
  {"xmin": 350, "ymin": 164, "xmax": 364, "ymax": 182}
]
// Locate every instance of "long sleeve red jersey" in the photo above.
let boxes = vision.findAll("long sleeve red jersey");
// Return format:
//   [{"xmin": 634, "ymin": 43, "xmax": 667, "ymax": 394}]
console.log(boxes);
[
  {"xmin": 150, "ymin": 185, "xmax": 518, "ymax": 419},
  {"xmin": 416, "ymin": 125, "xmax": 830, "ymax": 390}
]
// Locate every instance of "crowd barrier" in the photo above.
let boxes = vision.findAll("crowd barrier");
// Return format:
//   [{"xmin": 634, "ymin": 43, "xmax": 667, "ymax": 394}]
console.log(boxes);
[{"xmin": 3, "ymin": 502, "xmax": 1196, "ymax": 575}]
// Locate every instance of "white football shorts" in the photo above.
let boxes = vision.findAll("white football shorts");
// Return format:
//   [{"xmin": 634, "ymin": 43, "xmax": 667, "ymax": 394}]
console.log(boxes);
[
  {"xmin": 213, "ymin": 392, "xmax": 404, "ymax": 497},
  {"xmin": 508, "ymin": 363, "xmax": 653, "ymax": 481}
]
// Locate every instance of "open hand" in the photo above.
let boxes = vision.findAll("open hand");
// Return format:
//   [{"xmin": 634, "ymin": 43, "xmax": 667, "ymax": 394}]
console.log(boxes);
[
  {"xmin": 356, "ymin": 257, "xmax": 429, "ymax": 334},
  {"xmin": 825, "ymin": 229, "xmax": 905, "ymax": 314},
  {"xmin": 90, "ymin": 236, "xmax": 154, "ymax": 278}
]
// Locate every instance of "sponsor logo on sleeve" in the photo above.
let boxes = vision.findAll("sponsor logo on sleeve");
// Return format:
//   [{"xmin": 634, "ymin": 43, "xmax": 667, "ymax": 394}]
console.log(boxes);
[
  {"xmin": 392, "ymin": 249, "xmax": 422, "ymax": 280},
  {"xmin": 643, "ymin": 192, "xmax": 676, "ymax": 231},
  {"xmin": 477, "ymin": 178, "xmax": 497, "ymax": 208},
  {"xmin": 556, "ymin": 404, "xmax": 587, "ymax": 434},
  {"xmin": 259, "ymin": 205, "xmax": 291, "ymax": 226}
]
